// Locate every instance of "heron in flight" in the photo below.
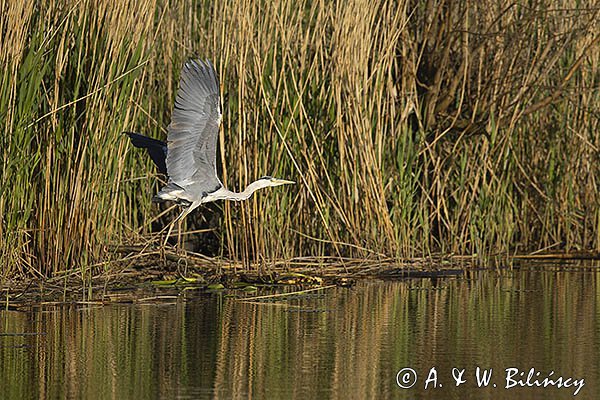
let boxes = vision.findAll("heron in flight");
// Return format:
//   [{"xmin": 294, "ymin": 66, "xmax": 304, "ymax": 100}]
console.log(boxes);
[{"xmin": 125, "ymin": 59, "xmax": 293, "ymax": 238}]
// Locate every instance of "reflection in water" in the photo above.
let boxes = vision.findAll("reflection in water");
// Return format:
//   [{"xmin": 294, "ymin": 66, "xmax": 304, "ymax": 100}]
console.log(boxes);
[{"xmin": 0, "ymin": 268, "xmax": 598, "ymax": 399}]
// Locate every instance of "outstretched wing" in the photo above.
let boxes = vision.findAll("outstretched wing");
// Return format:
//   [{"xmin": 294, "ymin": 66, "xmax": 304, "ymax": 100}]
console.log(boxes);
[
  {"xmin": 123, "ymin": 132, "xmax": 168, "ymax": 175},
  {"xmin": 165, "ymin": 59, "xmax": 222, "ymax": 195}
]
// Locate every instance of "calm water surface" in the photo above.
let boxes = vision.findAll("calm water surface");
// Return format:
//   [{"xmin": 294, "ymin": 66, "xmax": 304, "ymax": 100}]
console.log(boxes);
[{"xmin": 1, "ymin": 267, "xmax": 598, "ymax": 399}]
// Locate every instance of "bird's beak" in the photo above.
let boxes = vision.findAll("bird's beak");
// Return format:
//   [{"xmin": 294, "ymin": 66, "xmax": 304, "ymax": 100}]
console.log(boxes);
[{"xmin": 273, "ymin": 178, "xmax": 295, "ymax": 185}]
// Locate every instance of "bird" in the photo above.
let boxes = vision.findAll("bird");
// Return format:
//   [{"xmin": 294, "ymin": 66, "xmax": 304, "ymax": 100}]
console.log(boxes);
[{"xmin": 124, "ymin": 59, "xmax": 294, "ymax": 237}]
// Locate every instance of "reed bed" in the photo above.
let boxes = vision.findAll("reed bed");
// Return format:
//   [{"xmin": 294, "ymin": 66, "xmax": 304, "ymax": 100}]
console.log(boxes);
[{"xmin": 1, "ymin": 0, "xmax": 598, "ymax": 278}]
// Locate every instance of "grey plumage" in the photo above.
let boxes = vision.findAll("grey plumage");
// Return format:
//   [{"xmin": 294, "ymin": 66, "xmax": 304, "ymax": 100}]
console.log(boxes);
[
  {"xmin": 124, "ymin": 58, "xmax": 294, "ymax": 228},
  {"xmin": 157, "ymin": 59, "xmax": 223, "ymax": 204}
]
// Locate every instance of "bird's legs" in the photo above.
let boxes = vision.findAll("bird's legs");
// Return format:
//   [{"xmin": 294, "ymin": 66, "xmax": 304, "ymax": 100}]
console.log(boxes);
[
  {"xmin": 162, "ymin": 200, "xmax": 201, "ymax": 247},
  {"xmin": 163, "ymin": 208, "xmax": 187, "ymax": 247}
]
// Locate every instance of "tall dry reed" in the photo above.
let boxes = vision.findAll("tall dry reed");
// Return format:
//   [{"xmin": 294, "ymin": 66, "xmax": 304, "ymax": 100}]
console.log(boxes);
[{"xmin": 1, "ymin": 0, "xmax": 598, "ymax": 277}]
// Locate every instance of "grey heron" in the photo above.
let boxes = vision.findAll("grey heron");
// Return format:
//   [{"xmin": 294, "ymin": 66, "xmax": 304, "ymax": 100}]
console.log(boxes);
[{"xmin": 125, "ymin": 59, "xmax": 294, "ymax": 234}]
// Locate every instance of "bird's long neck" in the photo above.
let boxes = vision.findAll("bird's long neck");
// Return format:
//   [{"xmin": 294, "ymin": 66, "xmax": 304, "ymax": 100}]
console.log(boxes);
[
  {"xmin": 239, "ymin": 179, "xmax": 269, "ymax": 199},
  {"xmin": 212, "ymin": 180, "xmax": 267, "ymax": 202}
]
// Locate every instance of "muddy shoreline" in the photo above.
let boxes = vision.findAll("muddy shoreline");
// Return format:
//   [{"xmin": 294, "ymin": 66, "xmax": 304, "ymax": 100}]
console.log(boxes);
[{"xmin": 2, "ymin": 248, "xmax": 599, "ymax": 308}]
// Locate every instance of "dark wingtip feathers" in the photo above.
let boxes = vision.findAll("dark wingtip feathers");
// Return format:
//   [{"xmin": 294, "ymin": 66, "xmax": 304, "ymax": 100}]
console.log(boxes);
[{"xmin": 123, "ymin": 132, "xmax": 168, "ymax": 175}]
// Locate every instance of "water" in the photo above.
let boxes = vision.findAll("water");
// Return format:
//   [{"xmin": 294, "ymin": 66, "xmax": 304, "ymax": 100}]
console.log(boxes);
[{"xmin": 1, "ymin": 267, "xmax": 598, "ymax": 399}]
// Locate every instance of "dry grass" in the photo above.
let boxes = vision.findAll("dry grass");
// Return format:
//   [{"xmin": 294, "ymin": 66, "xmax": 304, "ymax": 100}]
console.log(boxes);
[{"xmin": 0, "ymin": 0, "xmax": 598, "ymax": 278}]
